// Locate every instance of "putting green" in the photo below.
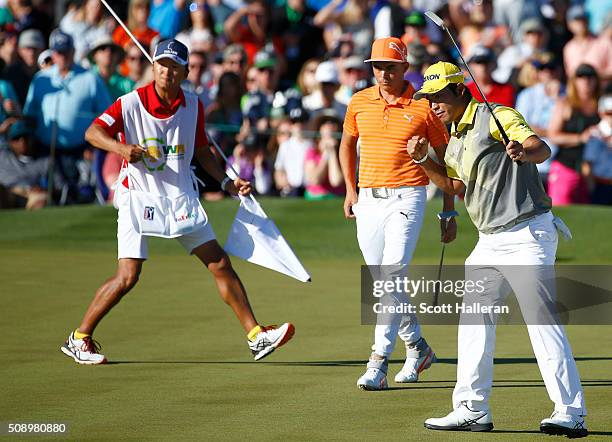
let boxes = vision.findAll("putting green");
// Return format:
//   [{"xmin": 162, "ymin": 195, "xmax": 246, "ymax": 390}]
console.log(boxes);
[{"xmin": 1, "ymin": 200, "xmax": 610, "ymax": 440}]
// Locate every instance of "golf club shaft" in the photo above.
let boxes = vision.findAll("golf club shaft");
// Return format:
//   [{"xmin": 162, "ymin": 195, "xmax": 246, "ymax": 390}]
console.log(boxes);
[
  {"xmin": 426, "ymin": 11, "xmax": 522, "ymax": 164},
  {"xmin": 433, "ymin": 243, "xmax": 445, "ymax": 307},
  {"xmin": 433, "ymin": 217, "xmax": 450, "ymax": 307},
  {"xmin": 100, "ymin": 0, "xmax": 153, "ymax": 64}
]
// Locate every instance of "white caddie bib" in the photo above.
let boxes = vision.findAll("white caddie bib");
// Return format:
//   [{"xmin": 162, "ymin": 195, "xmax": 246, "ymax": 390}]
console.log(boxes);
[{"xmin": 115, "ymin": 90, "xmax": 208, "ymax": 238}]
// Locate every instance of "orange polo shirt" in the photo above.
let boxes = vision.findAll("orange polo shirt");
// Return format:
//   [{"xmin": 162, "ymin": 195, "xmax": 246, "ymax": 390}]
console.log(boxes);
[{"xmin": 343, "ymin": 83, "xmax": 449, "ymax": 188}]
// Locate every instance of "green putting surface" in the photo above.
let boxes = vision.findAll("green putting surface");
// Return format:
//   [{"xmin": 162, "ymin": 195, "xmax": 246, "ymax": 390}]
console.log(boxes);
[{"xmin": 1, "ymin": 199, "xmax": 611, "ymax": 440}]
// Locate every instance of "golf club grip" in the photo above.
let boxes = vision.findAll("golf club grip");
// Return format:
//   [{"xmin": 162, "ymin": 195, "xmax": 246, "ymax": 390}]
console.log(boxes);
[{"xmin": 491, "ymin": 112, "xmax": 523, "ymax": 166}]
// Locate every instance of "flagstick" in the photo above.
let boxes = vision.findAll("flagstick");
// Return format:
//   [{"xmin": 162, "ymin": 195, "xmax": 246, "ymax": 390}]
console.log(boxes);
[
  {"xmin": 100, "ymin": 0, "xmax": 152, "ymax": 64},
  {"xmin": 206, "ymin": 133, "xmax": 259, "ymax": 205},
  {"xmin": 100, "ymin": 0, "xmax": 257, "ymax": 205}
]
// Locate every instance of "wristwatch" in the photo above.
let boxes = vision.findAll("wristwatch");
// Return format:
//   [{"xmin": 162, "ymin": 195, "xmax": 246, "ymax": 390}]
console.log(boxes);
[{"xmin": 412, "ymin": 153, "xmax": 429, "ymax": 164}]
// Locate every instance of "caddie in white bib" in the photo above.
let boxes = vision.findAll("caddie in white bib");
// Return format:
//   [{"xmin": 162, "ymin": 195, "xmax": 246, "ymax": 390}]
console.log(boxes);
[{"xmin": 116, "ymin": 90, "xmax": 207, "ymax": 238}]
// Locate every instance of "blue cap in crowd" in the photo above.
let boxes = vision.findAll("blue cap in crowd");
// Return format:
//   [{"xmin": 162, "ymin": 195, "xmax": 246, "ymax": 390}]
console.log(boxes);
[
  {"xmin": 567, "ymin": 5, "xmax": 588, "ymax": 22},
  {"xmin": 153, "ymin": 39, "xmax": 189, "ymax": 66},
  {"xmin": 49, "ymin": 29, "xmax": 73, "ymax": 53},
  {"xmin": 8, "ymin": 120, "xmax": 34, "ymax": 140}
]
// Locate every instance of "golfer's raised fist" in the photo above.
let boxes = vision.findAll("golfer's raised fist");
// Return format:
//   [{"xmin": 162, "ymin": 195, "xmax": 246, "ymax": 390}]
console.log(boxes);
[
  {"xmin": 121, "ymin": 144, "xmax": 147, "ymax": 163},
  {"xmin": 407, "ymin": 136, "xmax": 428, "ymax": 161}
]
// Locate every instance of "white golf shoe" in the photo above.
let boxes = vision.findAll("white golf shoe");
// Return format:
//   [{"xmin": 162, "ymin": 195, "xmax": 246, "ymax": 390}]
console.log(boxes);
[
  {"xmin": 540, "ymin": 411, "xmax": 588, "ymax": 438},
  {"xmin": 357, "ymin": 354, "xmax": 388, "ymax": 390},
  {"xmin": 248, "ymin": 323, "xmax": 295, "ymax": 361},
  {"xmin": 60, "ymin": 332, "xmax": 107, "ymax": 365},
  {"xmin": 394, "ymin": 337, "xmax": 436, "ymax": 383},
  {"xmin": 424, "ymin": 401, "xmax": 494, "ymax": 432}
]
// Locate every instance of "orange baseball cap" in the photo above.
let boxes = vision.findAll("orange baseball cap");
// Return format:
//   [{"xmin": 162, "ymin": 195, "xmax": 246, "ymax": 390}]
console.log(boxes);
[{"xmin": 364, "ymin": 37, "xmax": 408, "ymax": 63}]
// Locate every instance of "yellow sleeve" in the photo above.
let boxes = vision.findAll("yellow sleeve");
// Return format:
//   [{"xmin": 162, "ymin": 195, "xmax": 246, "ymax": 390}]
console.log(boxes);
[
  {"xmin": 489, "ymin": 106, "xmax": 537, "ymax": 144},
  {"xmin": 446, "ymin": 165, "xmax": 460, "ymax": 179}
]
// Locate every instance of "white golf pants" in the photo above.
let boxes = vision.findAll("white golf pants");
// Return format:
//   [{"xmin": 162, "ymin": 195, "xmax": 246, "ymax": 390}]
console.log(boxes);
[
  {"xmin": 353, "ymin": 186, "xmax": 426, "ymax": 358},
  {"xmin": 453, "ymin": 211, "xmax": 586, "ymax": 415}
]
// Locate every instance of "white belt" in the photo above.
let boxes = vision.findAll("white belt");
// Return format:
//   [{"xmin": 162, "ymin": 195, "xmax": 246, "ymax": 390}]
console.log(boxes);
[{"xmin": 359, "ymin": 186, "xmax": 423, "ymax": 199}]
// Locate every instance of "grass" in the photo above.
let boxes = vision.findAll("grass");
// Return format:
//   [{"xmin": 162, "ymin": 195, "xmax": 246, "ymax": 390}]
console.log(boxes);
[{"xmin": 0, "ymin": 199, "xmax": 611, "ymax": 440}]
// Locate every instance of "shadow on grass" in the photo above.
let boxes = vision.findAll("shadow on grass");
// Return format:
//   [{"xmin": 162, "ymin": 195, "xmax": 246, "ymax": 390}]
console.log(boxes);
[
  {"xmin": 493, "ymin": 430, "xmax": 612, "ymax": 436},
  {"xmin": 377, "ymin": 381, "xmax": 612, "ymax": 391},
  {"xmin": 108, "ymin": 356, "xmax": 612, "ymax": 366}
]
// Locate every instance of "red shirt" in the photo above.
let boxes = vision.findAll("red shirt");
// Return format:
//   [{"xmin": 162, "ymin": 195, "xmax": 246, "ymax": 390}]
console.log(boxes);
[
  {"xmin": 467, "ymin": 81, "xmax": 515, "ymax": 108},
  {"xmin": 93, "ymin": 82, "xmax": 208, "ymax": 148}
]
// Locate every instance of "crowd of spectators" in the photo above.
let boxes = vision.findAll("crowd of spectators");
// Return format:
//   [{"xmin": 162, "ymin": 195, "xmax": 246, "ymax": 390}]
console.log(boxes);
[{"xmin": 0, "ymin": 0, "xmax": 610, "ymax": 210}]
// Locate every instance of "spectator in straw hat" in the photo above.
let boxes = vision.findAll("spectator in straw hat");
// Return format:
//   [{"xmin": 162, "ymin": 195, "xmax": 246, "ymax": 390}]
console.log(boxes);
[{"xmin": 88, "ymin": 35, "xmax": 134, "ymax": 100}]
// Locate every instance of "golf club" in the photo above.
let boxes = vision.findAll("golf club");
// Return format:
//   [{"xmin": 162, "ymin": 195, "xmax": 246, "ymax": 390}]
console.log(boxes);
[
  {"xmin": 425, "ymin": 11, "xmax": 522, "ymax": 165},
  {"xmin": 433, "ymin": 240, "xmax": 445, "ymax": 308},
  {"xmin": 433, "ymin": 211, "xmax": 456, "ymax": 307}
]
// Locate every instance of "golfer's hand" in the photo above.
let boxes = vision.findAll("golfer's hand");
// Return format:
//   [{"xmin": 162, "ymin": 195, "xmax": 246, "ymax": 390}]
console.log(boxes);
[
  {"xmin": 506, "ymin": 140, "xmax": 526, "ymax": 162},
  {"xmin": 226, "ymin": 178, "xmax": 252, "ymax": 196},
  {"xmin": 121, "ymin": 143, "xmax": 147, "ymax": 163},
  {"xmin": 441, "ymin": 217, "xmax": 457, "ymax": 243},
  {"xmin": 344, "ymin": 190, "xmax": 358, "ymax": 219},
  {"xmin": 407, "ymin": 136, "xmax": 428, "ymax": 161}
]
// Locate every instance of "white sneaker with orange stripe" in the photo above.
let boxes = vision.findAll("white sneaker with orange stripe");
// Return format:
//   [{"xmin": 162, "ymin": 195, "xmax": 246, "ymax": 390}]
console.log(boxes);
[
  {"xmin": 394, "ymin": 337, "xmax": 436, "ymax": 383},
  {"xmin": 248, "ymin": 323, "xmax": 295, "ymax": 361}
]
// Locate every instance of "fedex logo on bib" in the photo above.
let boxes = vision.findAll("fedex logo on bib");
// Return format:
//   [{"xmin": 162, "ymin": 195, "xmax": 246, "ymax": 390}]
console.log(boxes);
[{"xmin": 141, "ymin": 137, "xmax": 185, "ymax": 172}]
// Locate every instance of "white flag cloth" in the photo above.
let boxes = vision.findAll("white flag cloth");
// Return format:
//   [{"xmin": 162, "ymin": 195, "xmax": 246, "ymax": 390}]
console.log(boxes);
[{"xmin": 224, "ymin": 195, "xmax": 311, "ymax": 282}]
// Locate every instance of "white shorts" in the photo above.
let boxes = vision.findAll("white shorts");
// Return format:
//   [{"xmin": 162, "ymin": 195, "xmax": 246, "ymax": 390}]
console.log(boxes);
[{"xmin": 116, "ymin": 202, "xmax": 216, "ymax": 260}]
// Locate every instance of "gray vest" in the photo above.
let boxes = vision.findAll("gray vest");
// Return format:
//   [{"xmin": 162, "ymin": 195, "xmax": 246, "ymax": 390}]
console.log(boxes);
[{"xmin": 444, "ymin": 103, "xmax": 552, "ymax": 234}]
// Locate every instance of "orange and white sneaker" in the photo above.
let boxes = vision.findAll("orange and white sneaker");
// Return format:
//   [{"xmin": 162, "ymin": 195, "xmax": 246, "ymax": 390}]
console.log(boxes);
[
  {"xmin": 394, "ymin": 337, "xmax": 436, "ymax": 383},
  {"xmin": 60, "ymin": 332, "xmax": 107, "ymax": 365},
  {"xmin": 248, "ymin": 323, "xmax": 295, "ymax": 361}
]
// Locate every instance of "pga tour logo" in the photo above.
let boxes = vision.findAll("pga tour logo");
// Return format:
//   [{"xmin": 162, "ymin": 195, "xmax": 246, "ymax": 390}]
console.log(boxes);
[{"xmin": 144, "ymin": 206, "xmax": 155, "ymax": 221}]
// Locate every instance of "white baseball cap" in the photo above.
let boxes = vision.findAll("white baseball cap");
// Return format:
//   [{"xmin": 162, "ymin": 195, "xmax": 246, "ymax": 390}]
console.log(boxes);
[
  {"xmin": 315, "ymin": 61, "xmax": 339, "ymax": 84},
  {"xmin": 599, "ymin": 95, "xmax": 612, "ymax": 113}
]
